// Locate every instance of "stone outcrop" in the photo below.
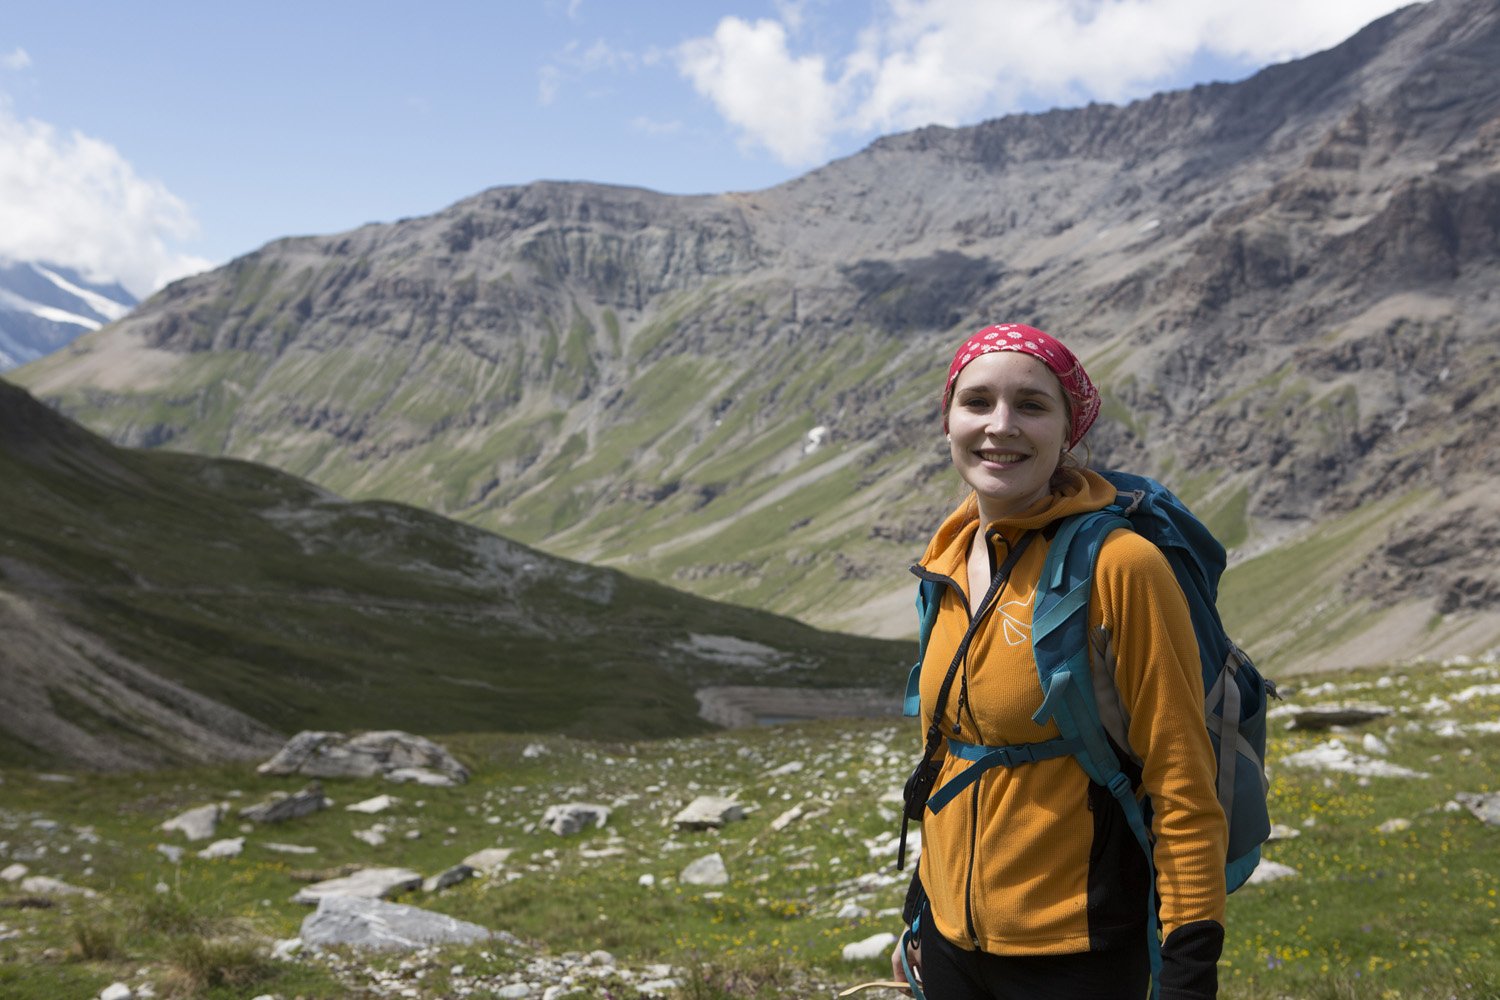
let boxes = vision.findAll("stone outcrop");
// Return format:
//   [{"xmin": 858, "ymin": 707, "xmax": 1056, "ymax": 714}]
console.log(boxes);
[
  {"xmin": 300, "ymin": 894, "xmax": 501, "ymax": 952},
  {"xmin": 292, "ymin": 866, "xmax": 423, "ymax": 905},
  {"xmin": 257, "ymin": 731, "xmax": 469, "ymax": 785},
  {"xmin": 239, "ymin": 782, "xmax": 331, "ymax": 823}
]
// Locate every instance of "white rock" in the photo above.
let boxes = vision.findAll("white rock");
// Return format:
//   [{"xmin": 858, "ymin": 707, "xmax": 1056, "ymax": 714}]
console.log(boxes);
[
  {"xmin": 462, "ymin": 848, "xmax": 514, "ymax": 873},
  {"xmin": 1267, "ymin": 824, "xmax": 1301, "ymax": 842},
  {"xmin": 1377, "ymin": 818, "xmax": 1411, "ymax": 834},
  {"xmin": 353, "ymin": 826, "xmax": 387, "ymax": 847},
  {"xmin": 495, "ymin": 985, "xmax": 533, "ymax": 999},
  {"xmin": 99, "ymin": 983, "xmax": 133, "ymax": 1000},
  {"xmin": 300, "ymin": 894, "xmax": 495, "ymax": 952},
  {"xmin": 842, "ymin": 932, "xmax": 898, "ymax": 961},
  {"xmin": 680, "ymin": 852, "xmax": 729, "ymax": 886},
  {"xmin": 159, "ymin": 803, "xmax": 225, "ymax": 842},
  {"xmin": 1361, "ymin": 733, "xmax": 1390, "ymax": 756},
  {"xmin": 770, "ymin": 805, "xmax": 804, "ymax": 832},
  {"xmin": 292, "ymin": 866, "xmax": 423, "ymax": 905},
  {"xmin": 672, "ymin": 795, "xmax": 745, "ymax": 830},
  {"xmin": 541, "ymin": 803, "xmax": 610, "ymax": 836},
  {"xmin": 263, "ymin": 842, "xmax": 319, "ymax": 854},
  {"xmin": 155, "ymin": 844, "xmax": 184, "ymax": 863},
  {"xmin": 387, "ymin": 767, "xmax": 457, "ymax": 787},
  {"xmin": 271, "ymin": 936, "xmax": 304, "ymax": 960},
  {"xmin": 197, "ymin": 837, "xmax": 245, "ymax": 860},
  {"xmin": 1280, "ymin": 739, "xmax": 1430, "ymax": 779},
  {"xmin": 638, "ymin": 873, "xmax": 656, "ymax": 887},
  {"xmin": 347, "ymin": 794, "xmax": 398, "ymax": 814},
  {"xmin": 19, "ymin": 875, "xmax": 97, "ymax": 898},
  {"xmin": 0, "ymin": 863, "xmax": 28, "ymax": 883},
  {"xmin": 1246, "ymin": 860, "xmax": 1299, "ymax": 886},
  {"xmin": 836, "ymin": 902, "xmax": 871, "ymax": 919}
]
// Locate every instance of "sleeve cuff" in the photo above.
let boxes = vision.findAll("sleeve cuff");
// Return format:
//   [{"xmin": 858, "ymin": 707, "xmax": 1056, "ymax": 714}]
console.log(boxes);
[{"xmin": 1159, "ymin": 919, "xmax": 1223, "ymax": 999}]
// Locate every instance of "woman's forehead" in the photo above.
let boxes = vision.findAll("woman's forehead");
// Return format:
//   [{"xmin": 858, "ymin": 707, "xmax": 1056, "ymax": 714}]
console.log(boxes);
[{"xmin": 952, "ymin": 351, "xmax": 1063, "ymax": 395}]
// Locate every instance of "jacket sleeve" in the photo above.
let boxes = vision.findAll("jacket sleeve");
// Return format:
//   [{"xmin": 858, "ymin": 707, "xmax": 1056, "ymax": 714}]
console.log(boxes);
[{"xmin": 1094, "ymin": 530, "xmax": 1227, "ymax": 997}]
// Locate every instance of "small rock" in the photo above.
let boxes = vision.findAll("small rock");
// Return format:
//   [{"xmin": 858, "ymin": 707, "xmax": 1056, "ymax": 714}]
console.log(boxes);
[
  {"xmin": 1287, "ymin": 703, "xmax": 1394, "ymax": 731},
  {"xmin": 239, "ymin": 783, "xmax": 331, "ymax": 824},
  {"xmin": 155, "ymin": 844, "xmax": 185, "ymax": 863},
  {"xmin": 1456, "ymin": 791, "xmax": 1500, "ymax": 827},
  {"xmin": 347, "ymin": 794, "xmax": 398, "ymax": 814},
  {"xmin": 836, "ymin": 902, "xmax": 871, "ymax": 920},
  {"xmin": 842, "ymin": 932, "xmax": 898, "ymax": 961},
  {"xmin": 292, "ymin": 866, "xmax": 422, "ymax": 905},
  {"xmin": 0, "ymin": 863, "xmax": 28, "ymax": 883},
  {"xmin": 672, "ymin": 795, "xmax": 745, "ymax": 830},
  {"xmin": 461, "ymin": 847, "xmax": 514, "ymax": 873},
  {"xmin": 19, "ymin": 875, "xmax": 97, "ymax": 898},
  {"xmin": 423, "ymin": 865, "xmax": 476, "ymax": 892},
  {"xmin": 387, "ymin": 767, "xmax": 458, "ymax": 787},
  {"xmin": 1246, "ymin": 861, "xmax": 1299, "ymax": 886},
  {"xmin": 541, "ymin": 803, "xmax": 609, "ymax": 836},
  {"xmin": 197, "ymin": 837, "xmax": 245, "ymax": 860},
  {"xmin": 495, "ymin": 985, "xmax": 533, "ymax": 999},
  {"xmin": 262, "ymin": 842, "xmax": 319, "ymax": 855},
  {"xmin": 769, "ymin": 805, "xmax": 804, "ymax": 832},
  {"xmin": 1266, "ymin": 824, "xmax": 1301, "ymax": 842},
  {"xmin": 99, "ymin": 983, "xmax": 133, "ymax": 1000},
  {"xmin": 160, "ymin": 803, "xmax": 225, "ymax": 842},
  {"xmin": 680, "ymin": 852, "xmax": 729, "ymax": 886},
  {"xmin": 1376, "ymin": 818, "xmax": 1411, "ymax": 834}
]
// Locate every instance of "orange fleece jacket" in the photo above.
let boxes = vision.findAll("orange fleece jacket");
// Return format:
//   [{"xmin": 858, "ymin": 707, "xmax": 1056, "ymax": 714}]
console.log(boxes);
[{"xmin": 914, "ymin": 468, "xmax": 1227, "ymax": 957}]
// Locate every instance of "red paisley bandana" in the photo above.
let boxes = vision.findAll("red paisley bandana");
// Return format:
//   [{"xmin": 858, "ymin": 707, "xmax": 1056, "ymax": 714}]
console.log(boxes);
[{"xmin": 941, "ymin": 323, "xmax": 1101, "ymax": 448}]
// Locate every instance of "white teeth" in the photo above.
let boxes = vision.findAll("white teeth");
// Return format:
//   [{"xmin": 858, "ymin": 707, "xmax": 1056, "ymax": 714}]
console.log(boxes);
[{"xmin": 980, "ymin": 451, "xmax": 1025, "ymax": 462}]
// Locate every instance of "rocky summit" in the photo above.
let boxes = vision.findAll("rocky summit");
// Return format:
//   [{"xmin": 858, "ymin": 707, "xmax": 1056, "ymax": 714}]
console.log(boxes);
[{"xmin": 11, "ymin": 0, "xmax": 1500, "ymax": 672}]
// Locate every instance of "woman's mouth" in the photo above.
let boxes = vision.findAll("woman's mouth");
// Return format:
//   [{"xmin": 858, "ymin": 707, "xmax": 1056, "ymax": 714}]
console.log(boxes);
[{"xmin": 977, "ymin": 450, "xmax": 1027, "ymax": 464}]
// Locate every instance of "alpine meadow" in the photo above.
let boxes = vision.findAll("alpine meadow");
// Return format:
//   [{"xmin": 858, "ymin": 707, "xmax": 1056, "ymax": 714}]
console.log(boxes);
[{"xmin": 2, "ymin": 0, "xmax": 1500, "ymax": 998}]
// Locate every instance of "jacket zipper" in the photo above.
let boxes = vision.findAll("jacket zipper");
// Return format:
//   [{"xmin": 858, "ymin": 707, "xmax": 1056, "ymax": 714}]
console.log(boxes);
[{"xmin": 911, "ymin": 528, "xmax": 1033, "ymax": 951}]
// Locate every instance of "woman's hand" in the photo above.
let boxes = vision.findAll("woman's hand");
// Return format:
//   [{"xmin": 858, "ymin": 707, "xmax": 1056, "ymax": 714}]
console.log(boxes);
[{"xmin": 889, "ymin": 931, "xmax": 921, "ymax": 996}]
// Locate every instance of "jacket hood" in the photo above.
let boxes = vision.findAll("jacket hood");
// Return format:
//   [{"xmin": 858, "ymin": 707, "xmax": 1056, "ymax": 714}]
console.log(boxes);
[{"xmin": 917, "ymin": 467, "xmax": 1120, "ymax": 572}]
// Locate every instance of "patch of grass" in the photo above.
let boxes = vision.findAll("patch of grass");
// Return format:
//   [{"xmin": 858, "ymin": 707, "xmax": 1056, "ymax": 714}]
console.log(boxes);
[
  {"xmin": 1, "ymin": 659, "xmax": 1498, "ymax": 997},
  {"xmin": 162, "ymin": 935, "xmax": 277, "ymax": 997}
]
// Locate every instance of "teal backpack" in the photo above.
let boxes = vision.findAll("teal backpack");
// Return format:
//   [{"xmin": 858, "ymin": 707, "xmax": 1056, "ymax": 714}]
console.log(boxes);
[{"xmin": 898, "ymin": 471, "xmax": 1276, "ymax": 997}]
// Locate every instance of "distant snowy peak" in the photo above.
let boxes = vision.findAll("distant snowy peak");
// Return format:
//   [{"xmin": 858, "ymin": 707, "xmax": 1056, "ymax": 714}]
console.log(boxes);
[{"xmin": 0, "ymin": 260, "xmax": 137, "ymax": 371}]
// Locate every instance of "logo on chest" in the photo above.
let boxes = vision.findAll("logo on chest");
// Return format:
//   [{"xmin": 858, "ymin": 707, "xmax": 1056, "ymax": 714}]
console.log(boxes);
[{"xmin": 995, "ymin": 592, "xmax": 1035, "ymax": 647}]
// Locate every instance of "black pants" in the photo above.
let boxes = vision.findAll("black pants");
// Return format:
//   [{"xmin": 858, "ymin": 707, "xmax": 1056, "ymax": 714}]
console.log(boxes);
[{"xmin": 919, "ymin": 918, "xmax": 1149, "ymax": 1000}]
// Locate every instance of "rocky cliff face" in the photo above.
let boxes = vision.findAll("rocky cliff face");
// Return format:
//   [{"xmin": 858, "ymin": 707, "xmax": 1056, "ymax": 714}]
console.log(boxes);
[{"xmin": 14, "ymin": 0, "xmax": 1500, "ymax": 673}]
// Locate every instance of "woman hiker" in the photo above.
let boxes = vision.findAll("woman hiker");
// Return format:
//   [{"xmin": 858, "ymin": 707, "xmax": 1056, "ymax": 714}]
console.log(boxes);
[{"xmin": 890, "ymin": 324, "xmax": 1227, "ymax": 1000}]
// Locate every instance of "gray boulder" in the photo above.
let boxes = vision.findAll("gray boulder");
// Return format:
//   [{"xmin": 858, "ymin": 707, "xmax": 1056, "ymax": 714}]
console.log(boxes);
[
  {"xmin": 672, "ymin": 795, "xmax": 745, "ymax": 830},
  {"xmin": 240, "ymin": 782, "xmax": 331, "ymax": 824},
  {"xmin": 423, "ymin": 864, "xmax": 476, "ymax": 892},
  {"xmin": 1456, "ymin": 791, "xmax": 1500, "ymax": 827},
  {"xmin": 1287, "ymin": 704, "xmax": 1395, "ymax": 731},
  {"xmin": 300, "ymin": 894, "xmax": 498, "ymax": 952},
  {"xmin": 258, "ymin": 730, "xmax": 469, "ymax": 784},
  {"xmin": 680, "ymin": 852, "xmax": 729, "ymax": 886},
  {"xmin": 292, "ymin": 866, "xmax": 422, "ymax": 905},
  {"xmin": 542, "ymin": 803, "xmax": 610, "ymax": 836}
]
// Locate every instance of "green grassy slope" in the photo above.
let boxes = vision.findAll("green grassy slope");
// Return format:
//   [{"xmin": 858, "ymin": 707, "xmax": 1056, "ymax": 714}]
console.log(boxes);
[{"xmin": 0, "ymin": 378, "xmax": 911, "ymax": 768}]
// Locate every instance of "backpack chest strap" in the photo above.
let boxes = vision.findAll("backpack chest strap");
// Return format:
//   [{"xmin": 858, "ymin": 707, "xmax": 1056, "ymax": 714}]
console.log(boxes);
[{"xmin": 925, "ymin": 736, "xmax": 1082, "ymax": 814}]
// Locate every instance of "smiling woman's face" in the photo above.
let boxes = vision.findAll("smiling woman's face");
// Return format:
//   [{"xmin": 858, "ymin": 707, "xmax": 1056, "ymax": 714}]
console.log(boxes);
[{"xmin": 946, "ymin": 351, "xmax": 1070, "ymax": 524}]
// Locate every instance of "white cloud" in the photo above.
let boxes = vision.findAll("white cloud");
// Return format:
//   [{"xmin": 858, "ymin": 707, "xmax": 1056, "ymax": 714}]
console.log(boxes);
[
  {"xmin": 677, "ymin": 16, "xmax": 842, "ymax": 165},
  {"xmin": 676, "ymin": 0, "xmax": 1425, "ymax": 165},
  {"xmin": 2, "ymin": 47, "xmax": 30, "ymax": 72},
  {"xmin": 0, "ymin": 102, "xmax": 211, "ymax": 297}
]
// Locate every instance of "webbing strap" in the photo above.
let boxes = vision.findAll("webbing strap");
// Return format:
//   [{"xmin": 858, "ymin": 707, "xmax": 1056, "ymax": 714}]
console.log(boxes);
[{"xmin": 925, "ymin": 736, "xmax": 1082, "ymax": 814}]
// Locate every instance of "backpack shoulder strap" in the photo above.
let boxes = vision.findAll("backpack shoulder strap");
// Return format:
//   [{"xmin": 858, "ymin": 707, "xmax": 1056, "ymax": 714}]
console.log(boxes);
[
  {"xmin": 1031, "ymin": 507, "xmax": 1164, "ymax": 998},
  {"xmin": 903, "ymin": 577, "xmax": 944, "ymax": 717}
]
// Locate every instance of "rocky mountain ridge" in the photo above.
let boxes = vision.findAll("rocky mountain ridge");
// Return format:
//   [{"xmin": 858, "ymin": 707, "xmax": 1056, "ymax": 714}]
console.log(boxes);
[{"xmin": 12, "ymin": 0, "xmax": 1500, "ymax": 673}]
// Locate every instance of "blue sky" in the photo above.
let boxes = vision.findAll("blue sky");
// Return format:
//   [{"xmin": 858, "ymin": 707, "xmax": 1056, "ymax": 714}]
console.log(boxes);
[{"xmin": 0, "ymin": 0, "xmax": 1422, "ymax": 297}]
